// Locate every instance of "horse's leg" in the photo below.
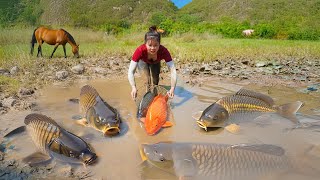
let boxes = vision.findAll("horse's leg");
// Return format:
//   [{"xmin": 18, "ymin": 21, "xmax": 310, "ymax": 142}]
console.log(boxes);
[
  {"xmin": 50, "ymin": 43, "xmax": 60, "ymax": 58},
  {"xmin": 37, "ymin": 44, "xmax": 42, "ymax": 57},
  {"xmin": 63, "ymin": 45, "xmax": 67, "ymax": 58}
]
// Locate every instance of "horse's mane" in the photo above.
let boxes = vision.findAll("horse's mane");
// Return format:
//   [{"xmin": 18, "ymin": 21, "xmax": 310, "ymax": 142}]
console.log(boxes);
[{"xmin": 61, "ymin": 29, "xmax": 77, "ymax": 45}]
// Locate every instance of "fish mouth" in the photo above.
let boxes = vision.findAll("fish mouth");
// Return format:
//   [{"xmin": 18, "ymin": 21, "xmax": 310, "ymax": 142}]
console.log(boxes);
[
  {"xmin": 103, "ymin": 126, "xmax": 120, "ymax": 136},
  {"xmin": 84, "ymin": 153, "xmax": 97, "ymax": 165},
  {"xmin": 196, "ymin": 120, "xmax": 208, "ymax": 131}
]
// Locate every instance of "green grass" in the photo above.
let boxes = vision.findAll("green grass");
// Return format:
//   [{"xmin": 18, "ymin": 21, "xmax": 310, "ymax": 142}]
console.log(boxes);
[
  {"xmin": 0, "ymin": 27, "xmax": 320, "ymax": 94},
  {"xmin": 0, "ymin": 75, "xmax": 20, "ymax": 95}
]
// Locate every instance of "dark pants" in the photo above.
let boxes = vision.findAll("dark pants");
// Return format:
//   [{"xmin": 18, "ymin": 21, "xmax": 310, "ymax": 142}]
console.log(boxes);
[
  {"xmin": 138, "ymin": 61, "xmax": 161, "ymax": 89},
  {"xmin": 150, "ymin": 62, "xmax": 160, "ymax": 85}
]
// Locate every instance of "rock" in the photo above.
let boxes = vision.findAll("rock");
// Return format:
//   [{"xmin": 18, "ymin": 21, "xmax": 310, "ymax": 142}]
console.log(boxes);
[
  {"xmin": 7, "ymin": 159, "xmax": 16, "ymax": 166},
  {"xmin": 71, "ymin": 64, "xmax": 85, "ymax": 74},
  {"xmin": 10, "ymin": 66, "xmax": 19, "ymax": 75},
  {"xmin": 56, "ymin": 71, "xmax": 69, "ymax": 80},
  {"xmin": 18, "ymin": 88, "xmax": 34, "ymax": 96},
  {"xmin": 57, "ymin": 165, "xmax": 73, "ymax": 177},
  {"xmin": 0, "ymin": 152, "xmax": 4, "ymax": 160},
  {"xmin": 2, "ymin": 97, "xmax": 16, "ymax": 108},
  {"xmin": 241, "ymin": 60, "xmax": 249, "ymax": 65},
  {"xmin": 94, "ymin": 67, "xmax": 108, "ymax": 75},
  {"xmin": 255, "ymin": 61, "xmax": 267, "ymax": 67},
  {"xmin": 0, "ymin": 68, "xmax": 10, "ymax": 75}
]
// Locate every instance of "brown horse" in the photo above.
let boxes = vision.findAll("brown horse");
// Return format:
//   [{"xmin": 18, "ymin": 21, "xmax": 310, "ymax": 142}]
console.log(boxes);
[{"xmin": 30, "ymin": 26, "xmax": 79, "ymax": 58}]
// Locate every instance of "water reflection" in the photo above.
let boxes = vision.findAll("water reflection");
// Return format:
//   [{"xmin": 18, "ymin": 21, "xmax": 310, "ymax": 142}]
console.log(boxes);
[{"xmin": 2, "ymin": 78, "xmax": 319, "ymax": 179}]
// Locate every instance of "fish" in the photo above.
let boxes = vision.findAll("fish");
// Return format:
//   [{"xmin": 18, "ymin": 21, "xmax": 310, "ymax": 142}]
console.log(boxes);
[
  {"xmin": 136, "ymin": 90, "xmax": 156, "ymax": 120},
  {"xmin": 140, "ymin": 142, "xmax": 293, "ymax": 180},
  {"xmin": 4, "ymin": 113, "xmax": 97, "ymax": 166},
  {"xmin": 195, "ymin": 89, "xmax": 303, "ymax": 132},
  {"xmin": 136, "ymin": 85, "xmax": 169, "ymax": 121},
  {"xmin": 77, "ymin": 85, "xmax": 121, "ymax": 136},
  {"xmin": 142, "ymin": 94, "xmax": 173, "ymax": 135}
]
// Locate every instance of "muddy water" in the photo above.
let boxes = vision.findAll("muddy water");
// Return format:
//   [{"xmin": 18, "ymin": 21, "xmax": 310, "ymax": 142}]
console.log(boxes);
[{"xmin": 2, "ymin": 78, "xmax": 320, "ymax": 179}]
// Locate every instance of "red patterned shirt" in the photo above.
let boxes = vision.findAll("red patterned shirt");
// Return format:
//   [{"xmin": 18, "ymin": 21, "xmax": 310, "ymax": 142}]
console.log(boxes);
[{"xmin": 132, "ymin": 44, "xmax": 172, "ymax": 64}]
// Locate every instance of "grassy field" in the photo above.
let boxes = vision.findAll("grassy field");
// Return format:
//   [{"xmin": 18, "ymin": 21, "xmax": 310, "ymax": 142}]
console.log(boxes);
[
  {"xmin": 1, "ymin": 27, "xmax": 320, "ymax": 66},
  {"xmin": 0, "ymin": 27, "xmax": 320, "ymax": 94}
]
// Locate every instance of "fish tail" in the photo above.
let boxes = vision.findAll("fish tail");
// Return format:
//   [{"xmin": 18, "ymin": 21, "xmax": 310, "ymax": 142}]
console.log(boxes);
[
  {"xmin": 277, "ymin": 101, "xmax": 303, "ymax": 123},
  {"xmin": 4, "ymin": 126, "xmax": 26, "ymax": 138}
]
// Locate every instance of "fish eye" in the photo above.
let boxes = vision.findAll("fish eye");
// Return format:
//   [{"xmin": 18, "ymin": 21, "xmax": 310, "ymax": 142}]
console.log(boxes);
[
  {"xmin": 206, "ymin": 114, "xmax": 213, "ymax": 119},
  {"xmin": 96, "ymin": 118, "xmax": 100, "ymax": 123},
  {"xmin": 69, "ymin": 151, "xmax": 74, "ymax": 158},
  {"xmin": 159, "ymin": 157, "xmax": 165, "ymax": 161}
]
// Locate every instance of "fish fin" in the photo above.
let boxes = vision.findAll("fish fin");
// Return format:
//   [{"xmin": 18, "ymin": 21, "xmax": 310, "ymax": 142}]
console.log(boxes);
[
  {"xmin": 224, "ymin": 124, "xmax": 240, "ymax": 134},
  {"xmin": 23, "ymin": 152, "xmax": 52, "ymax": 167},
  {"xmin": 4, "ymin": 126, "xmax": 26, "ymax": 138},
  {"xmin": 162, "ymin": 121, "xmax": 173, "ymax": 127},
  {"xmin": 231, "ymin": 144, "xmax": 285, "ymax": 156},
  {"xmin": 76, "ymin": 118, "xmax": 88, "ymax": 126},
  {"xmin": 24, "ymin": 113, "xmax": 60, "ymax": 127},
  {"xmin": 140, "ymin": 117, "xmax": 146, "ymax": 123},
  {"xmin": 79, "ymin": 85, "xmax": 100, "ymax": 113},
  {"xmin": 68, "ymin": 98, "xmax": 79, "ymax": 104},
  {"xmin": 236, "ymin": 89, "xmax": 275, "ymax": 106},
  {"xmin": 175, "ymin": 159, "xmax": 196, "ymax": 178},
  {"xmin": 71, "ymin": 114, "xmax": 83, "ymax": 120},
  {"xmin": 140, "ymin": 148, "xmax": 148, "ymax": 161},
  {"xmin": 139, "ymin": 160, "xmax": 150, "ymax": 168},
  {"xmin": 191, "ymin": 111, "xmax": 203, "ymax": 120},
  {"xmin": 277, "ymin": 101, "xmax": 303, "ymax": 123}
]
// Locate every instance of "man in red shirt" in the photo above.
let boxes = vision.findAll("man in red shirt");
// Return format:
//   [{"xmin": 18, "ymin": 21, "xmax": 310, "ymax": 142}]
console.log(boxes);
[{"xmin": 128, "ymin": 26, "xmax": 177, "ymax": 100}]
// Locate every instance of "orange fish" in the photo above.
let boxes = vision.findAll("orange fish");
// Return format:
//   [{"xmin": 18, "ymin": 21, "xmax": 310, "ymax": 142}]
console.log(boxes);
[{"xmin": 142, "ymin": 94, "xmax": 173, "ymax": 135}]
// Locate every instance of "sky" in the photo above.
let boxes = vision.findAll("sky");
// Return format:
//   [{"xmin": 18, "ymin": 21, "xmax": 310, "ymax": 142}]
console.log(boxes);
[{"xmin": 171, "ymin": 0, "xmax": 192, "ymax": 9}]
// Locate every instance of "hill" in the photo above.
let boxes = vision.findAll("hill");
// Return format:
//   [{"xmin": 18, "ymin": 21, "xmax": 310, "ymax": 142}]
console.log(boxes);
[{"xmin": 0, "ymin": 0, "xmax": 319, "ymax": 40}]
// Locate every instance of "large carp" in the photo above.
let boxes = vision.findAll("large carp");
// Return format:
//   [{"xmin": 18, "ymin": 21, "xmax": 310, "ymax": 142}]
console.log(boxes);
[
  {"xmin": 76, "ymin": 85, "xmax": 121, "ymax": 136},
  {"xmin": 142, "ymin": 94, "xmax": 173, "ymax": 135},
  {"xmin": 5, "ymin": 113, "xmax": 97, "ymax": 166},
  {"xmin": 195, "ymin": 89, "xmax": 303, "ymax": 132},
  {"xmin": 136, "ymin": 85, "xmax": 168, "ymax": 121},
  {"xmin": 140, "ymin": 142, "xmax": 319, "ymax": 180}
]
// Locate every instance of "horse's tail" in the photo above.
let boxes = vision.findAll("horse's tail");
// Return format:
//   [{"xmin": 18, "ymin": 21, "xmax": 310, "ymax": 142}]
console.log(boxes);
[{"xmin": 30, "ymin": 28, "xmax": 37, "ymax": 55}]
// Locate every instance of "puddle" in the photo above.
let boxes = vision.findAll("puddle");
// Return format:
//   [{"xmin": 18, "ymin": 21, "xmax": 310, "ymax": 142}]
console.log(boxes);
[{"xmin": 1, "ymin": 78, "xmax": 320, "ymax": 179}]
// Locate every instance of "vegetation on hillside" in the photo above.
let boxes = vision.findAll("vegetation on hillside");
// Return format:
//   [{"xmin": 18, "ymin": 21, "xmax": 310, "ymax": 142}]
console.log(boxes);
[{"xmin": 0, "ymin": 0, "xmax": 320, "ymax": 40}]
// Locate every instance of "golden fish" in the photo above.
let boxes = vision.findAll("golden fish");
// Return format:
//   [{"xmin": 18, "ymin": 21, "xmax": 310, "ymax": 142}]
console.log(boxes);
[
  {"xmin": 196, "ymin": 89, "xmax": 303, "ymax": 131},
  {"xmin": 77, "ymin": 85, "xmax": 121, "ymax": 136},
  {"xmin": 5, "ymin": 113, "xmax": 97, "ymax": 166}
]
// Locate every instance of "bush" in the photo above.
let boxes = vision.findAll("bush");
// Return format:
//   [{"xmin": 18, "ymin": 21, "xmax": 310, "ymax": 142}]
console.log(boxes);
[{"xmin": 254, "ymin": 23, "xmax": 277, "ymax": 38}]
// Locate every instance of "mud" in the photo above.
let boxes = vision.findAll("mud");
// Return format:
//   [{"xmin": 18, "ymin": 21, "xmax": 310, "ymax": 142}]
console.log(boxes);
[{"xmin": 0, "ymin": 55, "xmax": 320, "ymax": 179}]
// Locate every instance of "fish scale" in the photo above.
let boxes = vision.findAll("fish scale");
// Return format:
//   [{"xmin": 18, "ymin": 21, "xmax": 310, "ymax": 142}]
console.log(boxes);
[
  {"xmin": 191, "ymin": 144, "xmax": 289, "ymax": 179},
  {"xmin": 219, "ymin": 95, "xmax": 275, "ymax": 113},
  {"xmin": 25, "ymin": 114, "xmax": 61, "ymax": 154},
  {"xmin": 145, "ymin": 94, "xmax": 169, "ymax": 135},
  {"xmin": 78, "ymin": 85, "xmax": 121, "ymax": 136},
  {"xmin": 80, "ymin": 85, "xmax": 99, "ymax": 113}
]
